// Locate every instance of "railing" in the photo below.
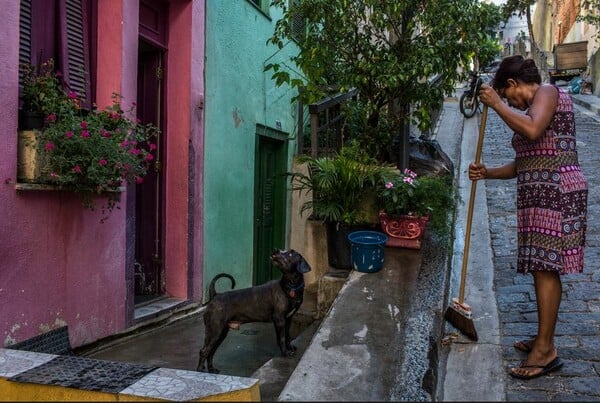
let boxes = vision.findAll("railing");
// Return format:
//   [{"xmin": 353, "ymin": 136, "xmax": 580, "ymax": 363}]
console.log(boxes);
[
  {"xmin": 298, "ymin": 89, "xmax": 357, "ymax": 157},
  {"xmin": 299, "ymin": 76, "xmax": 444, "ymax": 158}
]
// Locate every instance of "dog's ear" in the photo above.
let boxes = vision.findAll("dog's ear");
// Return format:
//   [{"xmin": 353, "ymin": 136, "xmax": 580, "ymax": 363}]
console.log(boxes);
[{"xmin": 297, "ymin": 257, "xmax": 311, "ymax": 273}]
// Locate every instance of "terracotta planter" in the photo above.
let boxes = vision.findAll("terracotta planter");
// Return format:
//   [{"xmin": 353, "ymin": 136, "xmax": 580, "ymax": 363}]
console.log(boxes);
[{"xmin": 378, "ymin": 211, "xmax": 428, "ymax": 250}]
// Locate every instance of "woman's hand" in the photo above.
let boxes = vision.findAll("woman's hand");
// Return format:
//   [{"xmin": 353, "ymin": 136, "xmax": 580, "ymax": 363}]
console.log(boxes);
[
  {"xmin": 468, "ymin": 162, "xmax": 487, "ymax": 181},
  {"xmin": 478, "ymin": 83, "xmax": 503, "ymax": 109}
]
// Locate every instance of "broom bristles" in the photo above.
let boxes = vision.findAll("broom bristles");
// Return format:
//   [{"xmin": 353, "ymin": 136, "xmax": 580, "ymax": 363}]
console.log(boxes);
[{"xmin": 444, "ymin": 298, "xmax": 478, "ymax": 341}]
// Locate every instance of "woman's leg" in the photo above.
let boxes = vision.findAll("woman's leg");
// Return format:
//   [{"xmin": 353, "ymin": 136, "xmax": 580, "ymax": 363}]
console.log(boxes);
[{"xmin": 511, "ymin": 270, "xmax": 562, "ymax": 377}]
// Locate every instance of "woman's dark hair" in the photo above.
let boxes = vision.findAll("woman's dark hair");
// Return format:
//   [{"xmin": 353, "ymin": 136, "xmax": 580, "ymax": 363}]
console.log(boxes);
[{"xmin": 492, "ymin": 55, "xmax": 541, "ymax": 90}]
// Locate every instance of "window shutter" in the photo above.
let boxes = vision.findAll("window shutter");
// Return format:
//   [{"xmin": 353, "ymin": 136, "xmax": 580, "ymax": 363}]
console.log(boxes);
[
  {"xmin": 19, "ymin": 0, "xmax": 32, "ymax": 71},
  {"xmin": 60, "ymin": 0, "xmax": 91, "ymax": 108}
]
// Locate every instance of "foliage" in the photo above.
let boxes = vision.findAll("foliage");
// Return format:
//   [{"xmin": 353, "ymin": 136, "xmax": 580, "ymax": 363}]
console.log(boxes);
[
  {"xmin": 290, "ymin": 148, "xmax": 396, "ymax": 225},
  {"xmin": 501, "ymin": 0, "xmax": 537, "ymax": 45},
  {"xmin": 20, "ymin": 59, "xmax": 65, "ymax": 114},
  {"xmin": 267, "ymin": 0, "xmax": 503, "ymax": 163},
  {"xmin": 378, "ymin": 168, "xmax": 456, "ymax": 234},
  {"xmin": 577, "ymin": 1, "xmax": 600, "ymax": 43},
  {"xmin": 23, "ymin": 60, "xmax": 159, "ymax": 221}
]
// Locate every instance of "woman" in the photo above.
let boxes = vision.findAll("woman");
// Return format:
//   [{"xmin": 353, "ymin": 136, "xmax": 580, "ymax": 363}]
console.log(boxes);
[{"xmin": 469, "ymin": 55, "xmax": 588, "ymax": 379}]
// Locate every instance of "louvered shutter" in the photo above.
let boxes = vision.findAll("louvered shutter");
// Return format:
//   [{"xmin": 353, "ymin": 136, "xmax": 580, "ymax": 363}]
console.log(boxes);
[
  {"xmin": 60, "ymin": 0, "xmax": 92, "ymax": 108},
  {"xmin": 19, "ymin": 0, "xmax": 92, "ymax": 109}
]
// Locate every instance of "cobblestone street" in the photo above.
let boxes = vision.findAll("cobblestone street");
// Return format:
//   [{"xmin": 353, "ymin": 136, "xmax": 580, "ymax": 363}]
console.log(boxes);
[{"xmin": 483, "ymin": 103, "xmax": 600, "ymax": 401}]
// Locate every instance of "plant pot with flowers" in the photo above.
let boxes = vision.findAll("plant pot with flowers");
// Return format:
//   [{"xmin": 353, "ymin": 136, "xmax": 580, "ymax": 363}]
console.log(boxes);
[
  {"xmin": 18, "ymin": 59, "xmax": 64, "ymax": 130},
  {"xmin": 18, "ymin": 59, "xmax": 159, "ymax": 221},
  {"xmin": 377, "ymin": 168, "xmax": 456, "ymax": 249}
]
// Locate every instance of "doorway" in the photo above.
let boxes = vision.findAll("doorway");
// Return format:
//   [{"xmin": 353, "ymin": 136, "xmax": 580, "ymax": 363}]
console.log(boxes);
[
  {"xmin": 254, "ymin": 127, "xmax": 288, "ymax": 285},
  {"xmin": 134, "ymin": 43, "xmax": 166, "ymax": 305}
]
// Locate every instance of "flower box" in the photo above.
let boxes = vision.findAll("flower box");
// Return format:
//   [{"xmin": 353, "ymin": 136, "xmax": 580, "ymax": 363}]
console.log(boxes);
[{"xmin": 378, "ymin": 211, "xmax": 429, "ymax": 250}]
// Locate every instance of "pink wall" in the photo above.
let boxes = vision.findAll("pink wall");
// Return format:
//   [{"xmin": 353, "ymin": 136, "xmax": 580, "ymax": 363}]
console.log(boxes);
[
  {"xmin": 0, "ymin": 1, "xmax": 127, "ymax": 348},
  {"xmin": 164, "ymin": 0, "xmax": 205, "ymax": 300},
  {"xmin": 0, "ymin": 0, "xmax": 205, "ymax": 349}
]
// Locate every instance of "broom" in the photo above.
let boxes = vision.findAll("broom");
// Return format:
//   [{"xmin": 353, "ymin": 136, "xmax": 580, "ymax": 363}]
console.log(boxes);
[{"xmin": 444, "ymin": 100, "xmax": 488, "ymax": 342}]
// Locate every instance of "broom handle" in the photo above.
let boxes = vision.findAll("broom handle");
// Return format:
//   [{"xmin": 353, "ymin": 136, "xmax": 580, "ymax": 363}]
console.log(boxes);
[{"xmin": 458, "ymin": 104, "xmax": 488, "ymax": 303}]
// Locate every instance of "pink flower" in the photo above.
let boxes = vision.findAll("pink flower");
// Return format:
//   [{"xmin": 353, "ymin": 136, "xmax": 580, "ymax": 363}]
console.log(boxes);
[
  {"xmin": 109, "ymin": 112, "xmax": 120, "ymax": 120},
  {"xmin": 80, "ymin": 121, "xmax": 88, "ymax": 129},
  {"xmin": 72, "ymin": 165, "xmax": 81, "ymax": 173},
  {"xmin": 81, "ymin": 130, "xmax": 90, "ymax": 138},
  {"xmin": 403, "ymin": 177, "xmax": 414, "ymax": 184},
  {"xmin": 145, "ymin": 153, "xmax": 154, "ymax": 161},
  {"xmin": 404, "ymin": 168, "xmax": 417, "ymax": 179},
  {"xmin": 50, "ymin": 172, "xmax": 59, "ymax": 180},
  {"xmin": 135, "ymin": 177, "xmax": 144, "ymax": 184},
  {"xmin": 129, "ymin": 148, "xmax": 141, "ymax": 155},
  {"xmin": 46, "ymin": 113, "xmax": 57, "ymax": 123},
  {"xmin": 120, "ymin": 140, "xmax": 129, "ymax": 148},
  {"xmin": 385, "ymin": 181, "xmax": 394, "ymax": 189},
  {"xmin": 100, "ymin": 129, "xmax": 111, "ymax": 138},
  {"xmin": 68, "ymin": 91, "xmax": 79, "ymax": 99},
  {"xmin": 99, "ymin": 159, "xmax": 108, "ymax": 166},
  {"xmin": 45, "ymin": 142, "xmax": 55, "ymax": 152},
  {"xmin": 149, "ymin": 143, "xmax": 157, "ymax": 150},
  {"xmin": 65, "ymin": 131, "xmax": 74, "ymax": 138}
]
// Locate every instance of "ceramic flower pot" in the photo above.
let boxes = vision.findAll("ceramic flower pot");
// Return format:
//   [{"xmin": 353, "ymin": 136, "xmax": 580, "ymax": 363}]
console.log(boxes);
[{"xmin": 378, "ymin": 211, "xmax": 428, "ymax": 250}]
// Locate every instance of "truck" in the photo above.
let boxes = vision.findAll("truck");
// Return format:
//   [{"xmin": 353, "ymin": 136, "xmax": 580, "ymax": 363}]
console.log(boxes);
[{"xmin": 549, "ymin": 41, "xmax": 588, "ymax": 84}]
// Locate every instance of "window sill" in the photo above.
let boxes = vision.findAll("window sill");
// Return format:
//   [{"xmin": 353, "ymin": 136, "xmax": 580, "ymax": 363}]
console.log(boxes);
[{"xmin": 15, "ymin": 182, "xmax": 125, "ymax": 193}]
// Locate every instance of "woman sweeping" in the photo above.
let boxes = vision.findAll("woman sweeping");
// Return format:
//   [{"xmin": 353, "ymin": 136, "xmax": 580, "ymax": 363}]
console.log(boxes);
[{"xmin": 469, "ymin": 55, "xmax": 588, "ymax": 380}]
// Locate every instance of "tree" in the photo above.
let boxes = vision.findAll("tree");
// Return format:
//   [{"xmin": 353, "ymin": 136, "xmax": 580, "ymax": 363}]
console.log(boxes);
[
  {"xmin": 578, "ymin": 0, "xmax": 600, "ymax": 43},
  {"xmin": 267, "ymin": 0, "xmax": 502, "ymax": 164},
  {"xmin": 501, "ymin": 0, "xmax": 537, "ymax": 46}
]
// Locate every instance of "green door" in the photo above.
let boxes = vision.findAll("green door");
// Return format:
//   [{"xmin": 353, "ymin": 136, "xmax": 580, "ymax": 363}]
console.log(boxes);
[{"xmin": 254, "ymin": 128, "xmax": 287, "ymax": 285}]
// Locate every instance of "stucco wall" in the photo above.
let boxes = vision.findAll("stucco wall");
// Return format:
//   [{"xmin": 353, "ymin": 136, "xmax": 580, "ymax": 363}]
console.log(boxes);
[
  {"xmin": 203, "ymin": 1, "xmax": 299, "ymax": 292},
  {"xmin": 0, "ymin": 0, "xmax": 206, "ymax": 349},
  {"xmin": 0, "ymin": 1, "xmax": 130, "ymax": 349}
]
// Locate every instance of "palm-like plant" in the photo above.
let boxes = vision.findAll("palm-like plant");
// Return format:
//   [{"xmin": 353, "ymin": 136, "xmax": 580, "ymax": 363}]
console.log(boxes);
[{"xmin": 290, "ymin": 151, "xmax": 395, "ymax": 225}]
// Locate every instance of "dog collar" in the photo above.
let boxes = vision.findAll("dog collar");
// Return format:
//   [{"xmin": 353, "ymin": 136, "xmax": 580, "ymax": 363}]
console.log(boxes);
[{"xmin": 282, "ymin": 279, "xmax": 304, "ymax": 300}]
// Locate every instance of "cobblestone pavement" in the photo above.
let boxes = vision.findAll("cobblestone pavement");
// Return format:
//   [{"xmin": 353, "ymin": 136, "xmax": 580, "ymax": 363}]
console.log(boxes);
[{"xmin": 483, "ymin": 103, "xmax": 600, "ymax": 401}]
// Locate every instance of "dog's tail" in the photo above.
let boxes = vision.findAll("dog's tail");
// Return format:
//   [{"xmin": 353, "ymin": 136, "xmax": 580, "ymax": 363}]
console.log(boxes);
[{"xmin": 208, "ymin": 273, "xmax": 236, "ymax": 301}]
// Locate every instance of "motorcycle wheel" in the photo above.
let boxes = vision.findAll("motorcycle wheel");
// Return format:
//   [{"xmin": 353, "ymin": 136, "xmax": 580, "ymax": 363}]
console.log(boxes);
[{"xmin": 459, "ymin": 92, "xmax": 479, "ymax": 118}]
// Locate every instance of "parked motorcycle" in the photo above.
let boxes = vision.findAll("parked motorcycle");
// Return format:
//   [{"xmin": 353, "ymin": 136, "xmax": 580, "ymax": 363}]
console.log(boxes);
[{"xmin": 459, "ymin": 71, "xmax": 483, "ymax": 118}]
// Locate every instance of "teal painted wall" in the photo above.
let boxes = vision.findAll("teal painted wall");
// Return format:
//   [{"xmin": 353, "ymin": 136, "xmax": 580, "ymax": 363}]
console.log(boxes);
[{"xmin": 204, "ymin": 1, "xmax": 300, "ymax": 294}]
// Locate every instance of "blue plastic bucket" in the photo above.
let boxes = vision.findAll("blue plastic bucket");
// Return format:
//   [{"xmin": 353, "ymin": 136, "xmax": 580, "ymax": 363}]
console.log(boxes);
[{"xmin": 347, "ymin": 231, "xmax": 388, "ymax": 273}]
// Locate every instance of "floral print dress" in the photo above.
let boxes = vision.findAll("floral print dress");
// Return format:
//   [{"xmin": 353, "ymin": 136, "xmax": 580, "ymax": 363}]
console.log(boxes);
[{"xmin": 512, "ymin": 86, "xmax": 588, "ymax": 275}]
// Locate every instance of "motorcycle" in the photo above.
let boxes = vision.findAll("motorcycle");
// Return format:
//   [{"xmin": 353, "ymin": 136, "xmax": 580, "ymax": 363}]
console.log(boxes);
[{"xmin": 459, "ymin": 71, "xmax": 483, "ymax": 118}]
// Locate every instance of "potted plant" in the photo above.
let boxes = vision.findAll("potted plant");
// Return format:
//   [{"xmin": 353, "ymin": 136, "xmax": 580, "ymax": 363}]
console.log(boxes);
[
  {"xmin": 19, "ymin": 59, "xmax": 65, "ymax": 130},
  {"xmin": 377, "ymin": 168, "xmax": 456, "ymax": 249},
  {"xmin": 19, "ymin": 59, "xmax": 159, "ymax": 221},
  {"xmin": 289, "ymin": 146, "xmax": 394, "ymax": 269}
]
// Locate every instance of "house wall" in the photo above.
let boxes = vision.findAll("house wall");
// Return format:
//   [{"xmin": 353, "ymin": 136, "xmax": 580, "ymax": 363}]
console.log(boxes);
[
  {"xmin": 533, "ymin": 0, "xmax": 599, "ymax": 93},
  {"xmin": 0, "ymin": 0, "xmax": 205, "ymax": 349},
  {"xmin": 0, "ymin": 1, "xmax": 128, "ymax": 348},
  {"xmin": 203, "ymin": 1, "xmax": 299, "ymax": 292}
]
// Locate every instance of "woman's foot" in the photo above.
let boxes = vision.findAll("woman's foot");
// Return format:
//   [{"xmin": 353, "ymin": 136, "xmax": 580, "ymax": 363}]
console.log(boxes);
[
  {"xmin": 513, "ymin": 337, "xmax": 536, "ymax": 353},
  {"xmin": 510, "ymin": 347, "xmax": 561, "ymax": 379},
  {"xmin": 510, "ymin": 356, "xmax": 563, "ymax": 379}
]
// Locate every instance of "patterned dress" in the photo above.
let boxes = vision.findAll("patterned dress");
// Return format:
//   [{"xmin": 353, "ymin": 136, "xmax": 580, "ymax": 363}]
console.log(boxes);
[{"xmin": 512, "ymin": 86, "xmax": 588, "ymax": 275}]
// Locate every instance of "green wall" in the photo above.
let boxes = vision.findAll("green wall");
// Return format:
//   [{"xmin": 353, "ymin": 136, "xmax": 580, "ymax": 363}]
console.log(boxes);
[{"xmin": 203, "ymin": 1, "xmax": 300, "ymax": 295}]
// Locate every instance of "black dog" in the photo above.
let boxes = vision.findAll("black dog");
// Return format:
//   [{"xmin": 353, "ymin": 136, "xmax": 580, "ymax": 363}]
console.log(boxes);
[{"xmin": 196, "ymin": 249, "xmax": 311, "ymax": 373}]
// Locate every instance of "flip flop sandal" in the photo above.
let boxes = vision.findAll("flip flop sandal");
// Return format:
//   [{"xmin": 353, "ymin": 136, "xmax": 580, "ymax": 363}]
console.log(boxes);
[
  {"xmin": 509, "ymin": 357, "xmax": 564, "ymax": 380},
  {"xmin": 513, "ymin": 338, "xmax": 535, "ymax": 353}
]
